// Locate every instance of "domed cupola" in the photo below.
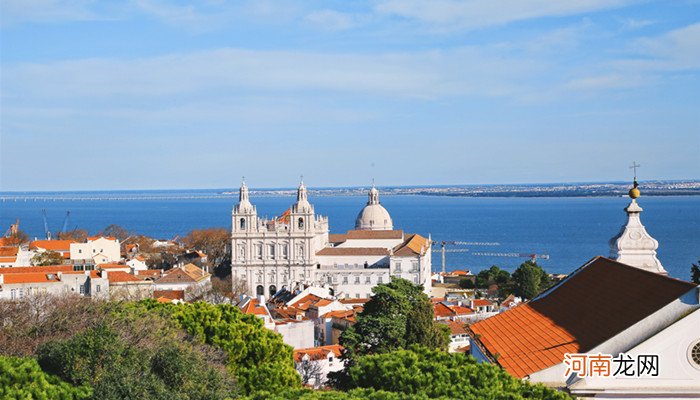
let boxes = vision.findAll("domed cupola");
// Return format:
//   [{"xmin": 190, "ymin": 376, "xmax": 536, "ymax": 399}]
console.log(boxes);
[{"xmin": 355, "ymin": 185, "xmax": 393, "ymax": 231}]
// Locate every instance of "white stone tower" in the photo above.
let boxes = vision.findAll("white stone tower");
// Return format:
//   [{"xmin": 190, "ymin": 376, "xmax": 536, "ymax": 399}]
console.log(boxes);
[{"xmin": 609, "ymin": 178, "xmax": 667, "ymax": 275}]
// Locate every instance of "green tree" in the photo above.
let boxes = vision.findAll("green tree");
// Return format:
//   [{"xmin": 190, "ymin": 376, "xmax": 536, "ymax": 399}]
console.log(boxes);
[
  {"xmin": 140, "ymin": 300, "xmax": 300, "ymax": 395},
  {"xmin": 36, "ymin": 323, "xmax": 235, "ymax": 400},
  {"xmin": 475, "ymin": 265, "xmax": 511, "ymax": 288},
  {"xmin": 342, "ymin": 346, "xmax": 571, "ymax": 399},
  {"xmin": 31, "ymin": 250, "xmax": 65, "ymax": 266},
  {"xmin": 339, "ymin": 278, "xmax": 450, "ymax": 361},
  {"xmin": 511, "ymin": 261, "xmax": 552, "ymax": 300},
  {"xmin": 0, "ymin": 356, "xmax": 92, "ymax": 400},
  {"xmin": 691, "ymin": 261, "xmax": 700, "ymax": 284},
  {"xmin": 458, "ymin": 278, "xmax": 475, "ymax": 289}
]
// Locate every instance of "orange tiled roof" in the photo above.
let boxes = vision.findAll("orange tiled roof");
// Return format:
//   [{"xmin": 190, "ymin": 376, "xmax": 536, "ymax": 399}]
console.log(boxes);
[
  {"xmin": 2, "ymin": 272, "xmax": 61, "ymax": 284},
  {"xmin": 155, "ymin": 263, "xmax": 210, "ymax": 284},
  {"xmin": 471, "ymin": 299, "xmax": 493, "ymax": 307},
  {"xmin": 434, "ymin": 302, "xmax": 474, "ymax": 318},
  {"xmin": 339, "ymin": 298, "xmax": 369, "ymax": 304},
  {"xmin": 442, "ymin": 320, "xmax": 468, "ymax": 335},
  {"xmin": 470, "ymin": 257, "xmax": 698, "ymax": 379},
  {"xmin": 153, "ymin": 290, "xmax": 185, "ymax": 300},
  {"xmin": 0, "ymin": 247, "xmax": 19, "ymax": 257},
  {"xmin": 314, "ymin": 298, "xmax": 333, "ymax": 307},
  {"xmin": 136, "ymin": 269, "xmax": 162, "ymax": 277},
  {"xmin": 0, "ymin": 265, "xmax": 74, "ymax": 274},
  {"xmin": 294, "ymin": 345, "xmax": 343, "ymax": 362},
  {"xmin": 451, "ymin": 270, "xmax": 470, "ymax": 276},
  {"xmin": 29, "ymin": 240, "xmax": 74, "ymax": 251},
  {"xmin": 316, "ymin": 247, "xmax": 389, "ymax": 256},
  {"xmin": 393, "ymin": 234, "xmax": 430, "ymax": 257},
  {"xmin": 0, "ymin": 238, "xmax": 17, "ymax": 247},
  {"xmin": 289, "ymin": 294, "xmax": 322, "ymax": 311},
  {"xmin": 241, "ymin": 298, "xmax": 270, "ymax": 317},
  {"xmin": 107, "ymin": 271, "xmax": 143, "ymax": 283}
]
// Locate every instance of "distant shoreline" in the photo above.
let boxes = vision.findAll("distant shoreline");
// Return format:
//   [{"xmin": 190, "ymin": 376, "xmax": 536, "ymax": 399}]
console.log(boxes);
[{"xmin": 1, "ymin": 180, "xmax": 699, "ymax": 200}]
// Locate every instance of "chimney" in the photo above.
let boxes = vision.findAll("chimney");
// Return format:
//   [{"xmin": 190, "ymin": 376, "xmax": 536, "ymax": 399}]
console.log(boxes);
[
  {"xmin": 102, "ymin": 270, "xmax": 108, "ymax": 280},
  {"xmin": 0, "ymin": 274, "xmax": 4, "ymax": 285}
]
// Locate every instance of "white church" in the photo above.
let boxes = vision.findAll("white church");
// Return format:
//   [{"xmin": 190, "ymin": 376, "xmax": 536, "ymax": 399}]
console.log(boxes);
[{"xmin": 231, "ymin": 181, "xmax": 432, "ymax": 298}]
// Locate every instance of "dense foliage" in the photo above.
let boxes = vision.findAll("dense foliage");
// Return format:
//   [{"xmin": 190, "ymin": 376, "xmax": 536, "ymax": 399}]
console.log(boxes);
[
  {"xmin": 342, "ymin": 346, "xmax": 570, "ymax": 399},
  {"xmin": 139, "ymin": 300, "xmax": 300, "ymax": 394},
  {"xmin": 691, "ymin": 260, "xmax": 700, "ymax": 284},
  {"xmin": 511, "ymin": 261, "xmax": 553, "ymax": 300},
  {"xmin": 31, "ymin": 250, "xmax": 65, "ymax": 266},
  {"xmin": 0, "ymin": 355, "xmax": 91, "ymax": 400},
  {"xmin": 339, "ymin": 278, "xmax": 450, "ymax": 361},
  {"xmin": 35, "ymin": 313, "xmax": 235, "ymax": 400}
]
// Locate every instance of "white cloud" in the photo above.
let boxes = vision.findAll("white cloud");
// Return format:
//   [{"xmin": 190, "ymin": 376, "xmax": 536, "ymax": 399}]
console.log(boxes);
[
  {"xmin": 374, "ymin": 0, "xmax": 636, "ymax": 31},
  {"xmin": 304, "ymin": 10, "xmax": 363, "ymax": 31},
  {"xmin": 2, "ymin": 47, "xmax": 544, "ymax": 101},
  {"xmin": 1, "ymin": 0, "xmax": 101, "ymax": 26}
]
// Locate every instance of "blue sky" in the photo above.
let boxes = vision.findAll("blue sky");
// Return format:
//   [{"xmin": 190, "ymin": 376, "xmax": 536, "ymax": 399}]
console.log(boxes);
[{"xmin": 1, "ymin": 0, "xmax": 699, "ymax": 191}]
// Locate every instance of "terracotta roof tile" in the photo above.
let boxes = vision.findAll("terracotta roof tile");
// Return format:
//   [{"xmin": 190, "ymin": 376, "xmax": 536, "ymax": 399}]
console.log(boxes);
[
  {"xmin": 393, "ymin": 234, "xmax": 430, "ymax": 257},
  {"xmin": 153, "ymin": 290, "xmax": 185, "ymax": 300},
  {"xmin": 29, "ymin": 240, "xmax": 74, "ymax": 251},
  {"xmin": 107, "ymin": 271, "xmax": 144, "ymax": 283},
  {"xmin": 470, "ymin": 257, "xmax": 698, "ymax": 378},
  {"xmin": 328, "ymin": 234, "xmax": 347, "ymax": 243},
  {"xmin": 2, "ymin": 272, "xmax": 62, "ymax": 284},
  {"xmin": 294, "ymin": 345, "xmax": 343, "ymax": 362},
  {"xmin": 0, "ymin": 265, "xmax": 73, "ymax": 274},
  {"xmin": 155, "ymin": 263, "xmax": 210, "ymax": 284}
]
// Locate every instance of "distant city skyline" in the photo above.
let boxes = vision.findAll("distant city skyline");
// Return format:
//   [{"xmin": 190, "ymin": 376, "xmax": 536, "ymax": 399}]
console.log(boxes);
[{"xmin": 1, "ymin": 1, "xmax": 699, "ymax": 191}]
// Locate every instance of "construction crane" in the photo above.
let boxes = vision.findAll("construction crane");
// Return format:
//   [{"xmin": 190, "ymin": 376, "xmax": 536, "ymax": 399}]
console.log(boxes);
[
  {"xmin": 472, "ymin": 252, "xmax": 550, "ymax": 262},
  {"xmin": 42, "ymin": 210, "xmax": 71, "ymax": 239},
  {"xmin": 432, "ymin": 240, "xmax": 500, "ymax": 274}
]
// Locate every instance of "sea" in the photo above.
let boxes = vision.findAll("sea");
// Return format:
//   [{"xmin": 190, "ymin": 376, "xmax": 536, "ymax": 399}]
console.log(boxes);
[{"xmin": 1, "ymin": 190, "xmax": 698, "ymax": 281}]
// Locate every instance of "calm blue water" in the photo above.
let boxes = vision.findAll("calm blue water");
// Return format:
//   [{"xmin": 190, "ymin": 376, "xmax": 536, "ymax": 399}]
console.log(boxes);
[{"xmin": 1, "ymin": 194, "xmax": 698, "ymax": 280}]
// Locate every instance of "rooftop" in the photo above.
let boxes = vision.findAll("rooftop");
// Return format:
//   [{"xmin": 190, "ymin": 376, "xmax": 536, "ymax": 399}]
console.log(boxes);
[{"xmin": 469, "ymin": 256, "xmax": 698, "ymax": 378}]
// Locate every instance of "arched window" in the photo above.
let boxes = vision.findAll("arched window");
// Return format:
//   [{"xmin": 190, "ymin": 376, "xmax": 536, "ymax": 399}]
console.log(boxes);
[
  {"xmin": 240, "ymin": 218, "xmax": 246, "ymax": 229},
  {"xmin": 298, "ymin": 217, "xmax": 304, "ymax": 229},
  {"xmin": 269, "ymin": 285, "xmax": 277, "ymax": 297},
  {"xmin": 256, "ymin": 285, "xmax": 264, "ymax": 296}
]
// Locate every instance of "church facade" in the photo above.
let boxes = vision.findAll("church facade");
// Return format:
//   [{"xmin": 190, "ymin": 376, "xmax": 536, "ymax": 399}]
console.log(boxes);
[{"xmin": 231, "ymin": 181, "xmax": 432, "ymax": 298}]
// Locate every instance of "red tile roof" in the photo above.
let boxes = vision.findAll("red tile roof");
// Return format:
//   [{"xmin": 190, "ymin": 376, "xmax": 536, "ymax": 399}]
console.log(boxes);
[
  {"xmin": 88, "ymin": 236, "xmax": 116, "ymax": 241},
  {"xmin": 155, "ymin": 264, "xmax": 210, "ymax": 284},
  {"xmin": 289, "ymin": 294, "xmax": 322, "ymax": 311},
  {"xmin": 2, "ymin": 272, "xmax": 62, "ymax": 284},
  {"xmin": 107, "ymin": 271, "xmax": 143, "ymax": 283},
  {"xmin": 316, "ymin": 247, "xmax": 390, "ymax": 256},
  {"xmin": 434, "ymin": 302, "xmax": 474, "ymax": 318},
  {"xmin": 442, "ymin": 320, "xmax": 468, "ymax": 335},
  {"xmin": 471, "ymin": 299, "xmax": 494, "ymax": 308},
  {"xmin": 294, "ymin": 345, "xmax": 343, "ymax": 362},
  {"xmin": 240, "ymin": 298, "xmax": 270, "ymax": 317},
  {"xmin": 98, "ymin": 263, "xmax": 129, "ymax": 269},
  {"xmin": 153, "ymin": 290, "xmax": 185, "ymax": 300},
  {"xmin": 393, "ymin": 234, "xmax": 430, "ymax": 257},
  {"xmin": 29, "ymin": 240, "xmax": 74, "ymax": 251},
  {"xmin": 0, "ymin": 265, "xmax": 74, "ymax": 274},
  {"xmin": 328, "ymin": 234, "xmax": 347, "ymax": 243},
  {"xmin": 470, "ymin": 257, "xmax": 698, "ymax": 379}
]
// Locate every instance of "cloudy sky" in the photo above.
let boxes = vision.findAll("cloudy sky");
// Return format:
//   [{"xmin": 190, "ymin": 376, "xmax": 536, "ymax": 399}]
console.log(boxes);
[{"xmin": 1, "ymin": 0, "xmax": 699, "ymax": 191}]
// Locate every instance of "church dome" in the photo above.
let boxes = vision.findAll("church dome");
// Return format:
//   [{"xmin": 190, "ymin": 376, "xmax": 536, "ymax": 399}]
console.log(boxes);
[{"xmin": 355, "ymin": 187, "xmax": 393, "ymax": 230}]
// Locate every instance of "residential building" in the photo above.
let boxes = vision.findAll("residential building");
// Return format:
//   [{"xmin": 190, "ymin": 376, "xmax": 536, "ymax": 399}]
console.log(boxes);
[
  {"xmin": 153, "ymin": 263, "xmax": 211, "ymax": 300},
  {"xmin": 293, "ymin": 345, "xmax": 344, "ymax": 388},
  {"xmin": 29, "ymin": 239, "xmax": 74, "ymax": 259},
  {"xmin": 70, "ymin": 236, "xmax": 121, "ymax": 265}
]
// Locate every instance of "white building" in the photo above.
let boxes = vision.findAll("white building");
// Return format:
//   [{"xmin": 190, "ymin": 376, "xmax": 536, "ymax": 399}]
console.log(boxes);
[
  {"xmin": 70, "ymin": 236, "xmax": 121, "ymax": 265},
  {"xmin": 294, "ymin": 345, "xmax": 344, "ymax": 388},
  {"xmin": 231, "ymin": 181, "xmax": 433, "ymax": 298}
]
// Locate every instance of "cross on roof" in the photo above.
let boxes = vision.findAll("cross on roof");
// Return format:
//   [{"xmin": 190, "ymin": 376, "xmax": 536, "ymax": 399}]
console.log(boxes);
[{"xmin": 629, "ymin": 162, "xmax": 640, "ymax": 181}]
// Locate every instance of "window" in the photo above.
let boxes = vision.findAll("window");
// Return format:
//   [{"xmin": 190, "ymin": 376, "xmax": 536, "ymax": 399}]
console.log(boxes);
[
  {"xmin": 282, "ymin": 244, "xmax": 288, "ymax": 259},
  {"xmin": 395, "ymin": 261, "xmax": 402, "ymax": 273},
  {"xmin": 19, "ymin": 288, "xmax": 24, "ymax": 298},
  {"xmin": 11, "ymin": 289, "xmax": 16, "ymax": 300},
  {"xmin": 298, "ymin": 217, "xmax": 304, "ymax": 229},
  {"xmin": 342, "ymin": 276, "xmax": 348, "ymax": 284},
  {"xmin": 378, "ymin": 276, "xmax": 383, "ymax": 284},
  {"xmin": 240, "ymin": 218, "xmax": 246, "ymax": 229},
  {"xmin": 78, "ymin": 249, "xmax": 82, "ymax": 253},
  {"xmin": 96, "ymin": 285, "xmax": 101, "ymax": 293},
  {"xmin": 255, "ymin": 244, "xmax": 263, "ymax": 259},
  {"xmin": 268, "ymin": 244, "xmax": 276, "ymax": 259},
  {"xmin": 354, "ymin": 276, "xmax": 360, "ymax": 284},
  {"xmin": 365, "ymin": 276, "xmax": 371, "ymax": 284},
  {"xmin": 79, "ymin": 285, "xmax": 85, "ymax": 295},
  {"xmin": 327, "ymin": 276, "xmax": 332, "ymax": 284},
  {"xmin": 690, "ymin": 340, "xmax": 700, "ymax": 369},
  {"xmin": 239, "ymin": 245, "xmax": 246, "ymax": 261},
  {"xmin": 411, "ymin": 261, "xmax": 419, "ymax": 272},
  {"xmin": 355, "ymin": 293, "xmax": 360, "ymax": 298},
  {"xmin": 256, "ymin": 285, "xmax": 264, "ymax": 296}
]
